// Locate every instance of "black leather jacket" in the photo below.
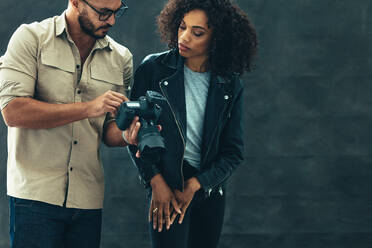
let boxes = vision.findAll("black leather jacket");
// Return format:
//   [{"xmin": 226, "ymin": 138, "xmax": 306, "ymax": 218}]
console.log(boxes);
[{"xmin": 128, "ymin": 49, "xmax": 244, "ymax": 194}]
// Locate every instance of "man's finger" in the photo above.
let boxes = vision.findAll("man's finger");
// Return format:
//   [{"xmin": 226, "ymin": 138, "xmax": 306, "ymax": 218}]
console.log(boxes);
[
  {"xmin": 130, "ymin": 122, "xmax": 140, "ymax": 144},
  {"xmin": 106, "ymin": 94, "xmax": 126, "ymax": 105},
  {"xmin": 104, "ymin": 99, "xmax": 122, "ymax": 109},
  {"xmin": 136, "ymin": 150, "xmax": 140, "ymax": 158},
  {"xmin": 124, "ymin": 117, "xmax": 139, "ymax": 144},
  {"xmin": 129, "ymin": 116, "xmax": 139, "ymax": 129},
  {"xmin": 107, "ymin": 107, "xmax": 118, "ymax": 115},
  {"xmin": 127, "ymin": 117, "xmax": 139, "ymax": 134},
  {"xmin": 108, "ymin": 90, "xmax": 128, "ymax": 101}
]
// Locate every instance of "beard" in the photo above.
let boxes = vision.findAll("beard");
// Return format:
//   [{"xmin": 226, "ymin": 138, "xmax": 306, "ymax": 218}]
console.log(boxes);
[{"xmin": 78, "ymin": 9, "xmax": 111, "ymax": 39}]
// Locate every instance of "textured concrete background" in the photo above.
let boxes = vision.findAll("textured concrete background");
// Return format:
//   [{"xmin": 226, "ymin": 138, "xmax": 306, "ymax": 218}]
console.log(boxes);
[{"xmin": 1, "ymin": 0, "xmax": 372, "ymax": 247}]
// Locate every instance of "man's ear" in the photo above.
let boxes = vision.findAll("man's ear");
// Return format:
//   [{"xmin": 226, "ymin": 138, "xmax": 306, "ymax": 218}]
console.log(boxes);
[{"xmin": 70, "ymin": 0, "xmax": 79, "ymax": 9}]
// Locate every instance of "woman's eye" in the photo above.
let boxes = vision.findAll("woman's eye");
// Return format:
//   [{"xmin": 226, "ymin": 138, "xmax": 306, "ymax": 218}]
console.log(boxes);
[
  {"xmin": 194, "ymin": 32, "xmax": 204, "ymax": 37},
  {"xmin": 179, "ymin": 25, "xmax": 186, "ymax": 30}
]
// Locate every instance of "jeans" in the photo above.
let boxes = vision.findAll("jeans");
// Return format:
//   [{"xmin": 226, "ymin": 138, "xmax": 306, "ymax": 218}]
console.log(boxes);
[
  {"xmin": 9, "ymin": 197, "xmax": 102, "ymax": 248},
  {"xmin": 149, "ymin": 162, "xmax": 226, "ymax": 248}
]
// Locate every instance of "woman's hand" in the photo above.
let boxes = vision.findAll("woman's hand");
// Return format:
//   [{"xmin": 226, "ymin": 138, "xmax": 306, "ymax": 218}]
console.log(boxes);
[
  {"xmin": 171, "ymin": 177, "xmax": 201, "ymax": 224},
  {"xmin": 149, "ymin": 174, "xmax": 181, "ymax": 232}
]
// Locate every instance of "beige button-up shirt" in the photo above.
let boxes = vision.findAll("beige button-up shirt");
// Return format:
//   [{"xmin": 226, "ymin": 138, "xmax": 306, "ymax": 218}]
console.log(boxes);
[{"xmin": 0, "ymin": 13, "xmax": 133, "ymax": 209}]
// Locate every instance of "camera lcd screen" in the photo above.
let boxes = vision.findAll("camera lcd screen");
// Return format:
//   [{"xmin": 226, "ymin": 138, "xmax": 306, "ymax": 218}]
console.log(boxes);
[{"xmin": 126, "ymin": 102, "xmax": 141, "ymax": 108}]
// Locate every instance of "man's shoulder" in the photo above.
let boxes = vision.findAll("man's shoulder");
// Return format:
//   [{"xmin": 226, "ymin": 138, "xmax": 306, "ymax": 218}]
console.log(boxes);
[
  {"xmin": 6, "ymin": 15, "xmax": 58, "ymax": 52},
  {"xmin": 18, "ymin": 16, "xmax": 57, "ymax": 35}
]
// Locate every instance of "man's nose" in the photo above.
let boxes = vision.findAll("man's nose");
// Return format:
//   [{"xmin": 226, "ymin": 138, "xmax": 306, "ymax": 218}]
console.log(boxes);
[{"xmin": 106, "ymin": 13, "xmax": 116, "ymax": 26}]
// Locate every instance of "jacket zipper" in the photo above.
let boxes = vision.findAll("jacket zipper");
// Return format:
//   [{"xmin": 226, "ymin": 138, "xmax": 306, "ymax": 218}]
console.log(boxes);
[
  {"xmin": 202, "ymin": 97, "xmax": 231, "ymax": 191},
  {"xmin": 203, "ymin": 101, "xmax": 228, "ymax": 165},
  {"xmin": 159, "ymin": 81, "xmax": 186, "ymax": 191}
]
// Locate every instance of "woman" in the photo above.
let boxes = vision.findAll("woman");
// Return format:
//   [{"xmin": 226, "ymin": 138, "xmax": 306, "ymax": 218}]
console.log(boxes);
[{"xmin": 128, "ymin": 0, "xmax": 257, "ymax": 247}]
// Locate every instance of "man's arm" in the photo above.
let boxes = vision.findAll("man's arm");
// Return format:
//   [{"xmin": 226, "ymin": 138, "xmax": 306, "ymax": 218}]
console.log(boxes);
[
  {"xmin": 102, "ymin": 116, "xmax": 140, "ymax": 147},
  {"xmin": 1, "ymin": 90, "xmax": 126, "ymax": 129}
]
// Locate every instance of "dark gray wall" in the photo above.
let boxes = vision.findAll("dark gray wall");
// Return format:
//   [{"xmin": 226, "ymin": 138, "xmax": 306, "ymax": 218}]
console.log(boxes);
[{"xmin": 1, "ymin": 0, "xmax": 372, "ymax": 247}]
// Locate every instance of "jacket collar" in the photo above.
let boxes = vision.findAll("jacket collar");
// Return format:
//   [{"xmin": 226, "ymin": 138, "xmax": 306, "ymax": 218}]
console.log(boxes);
[
  {"xmin": 161, "ymin": 49, "xmax": 183, "ymax": 70},
  {"xmin": 161, "ymin": 49, "xmax": 227, "ymax": 84}
]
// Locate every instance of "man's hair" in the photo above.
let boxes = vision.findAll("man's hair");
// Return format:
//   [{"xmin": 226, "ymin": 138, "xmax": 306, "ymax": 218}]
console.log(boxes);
[{"xmin": 157, "ymin": 0, "xmax": 258, "ymax": 77}]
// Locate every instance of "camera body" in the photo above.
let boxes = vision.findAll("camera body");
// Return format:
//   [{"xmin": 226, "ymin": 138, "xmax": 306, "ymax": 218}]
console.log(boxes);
[{"xmin": 116, "ymin": 91, "xmax": 166, "ymax": 164}]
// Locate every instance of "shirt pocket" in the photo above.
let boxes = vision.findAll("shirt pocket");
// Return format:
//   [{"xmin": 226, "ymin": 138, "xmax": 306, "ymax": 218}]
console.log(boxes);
[
  {"xmin": 36, "ymin": 50, "xmax": 75, "ymax": 103},
  {"xmin": 85, "ymin": 63, "xmax": 124, "ymax": 135},
  {"xmin": 84, "ymin": 63, "xmax": 124, "ymax": 102}
]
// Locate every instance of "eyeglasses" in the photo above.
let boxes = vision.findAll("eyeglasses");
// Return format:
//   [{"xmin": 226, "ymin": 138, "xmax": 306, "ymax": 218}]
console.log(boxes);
[{"xmin": 81, "ymin": 0, "xmax": 128, "ymax": 21}]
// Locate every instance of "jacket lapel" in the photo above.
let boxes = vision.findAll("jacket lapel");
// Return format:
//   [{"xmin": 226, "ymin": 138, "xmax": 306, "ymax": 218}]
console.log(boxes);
[
  {"xmin": 201, "ymin": 75, "xmax": 231, "ymax": 162},
  {"xmin": 159, "ymin": 50, "xmax": 233, "ymax": 160},
  {"xmin": 159, "ymin": 51, "xmax": 187, "ymax": 138}
]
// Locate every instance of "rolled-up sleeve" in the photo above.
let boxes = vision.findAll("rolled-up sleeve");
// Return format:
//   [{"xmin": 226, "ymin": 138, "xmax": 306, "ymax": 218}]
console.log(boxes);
[{"xmin": 0, "ymin": 24, "xmax": 38, "ymax": 110}]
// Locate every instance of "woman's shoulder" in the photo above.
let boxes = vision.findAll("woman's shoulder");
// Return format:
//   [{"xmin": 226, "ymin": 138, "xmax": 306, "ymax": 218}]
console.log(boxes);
[
  {"xmin": 219, "ymin": 72, "xmax": 244, "ymax": 95},
  {"xmin": 140, "ymin": 50, "xmax": 175, "ymax": 66}
]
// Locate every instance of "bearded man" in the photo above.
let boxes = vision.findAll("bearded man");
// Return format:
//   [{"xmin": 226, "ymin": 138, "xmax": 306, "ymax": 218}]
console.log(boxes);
[{"xmin": 0, "ymin": 1, "xmax": 137, "ymax": 247}]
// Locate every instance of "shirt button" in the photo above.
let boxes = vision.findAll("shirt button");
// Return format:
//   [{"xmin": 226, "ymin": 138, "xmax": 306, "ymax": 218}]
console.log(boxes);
[
  {"xmin": 77, "ymin": 89, "xmax": 81, "ymax": 94},
  {"xmin": 70, "ymin": 167, "xmax": 73, "ymax": 171},
  {"xmin": 76, "ymin": 65, "xmax": 80, "ymax": 69},
  {"xmin": 163, "ymin": 81, "xmax": 168, "ymax": 86},
  {"xmin": 73, "ymin": 141, "xmax": 78, "ymax": 145}
]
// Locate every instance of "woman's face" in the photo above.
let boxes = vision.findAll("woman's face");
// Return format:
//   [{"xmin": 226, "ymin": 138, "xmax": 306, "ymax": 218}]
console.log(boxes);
[{"xmin": 177, "ymin": 9, "xmax": 213, "ymax": 62}]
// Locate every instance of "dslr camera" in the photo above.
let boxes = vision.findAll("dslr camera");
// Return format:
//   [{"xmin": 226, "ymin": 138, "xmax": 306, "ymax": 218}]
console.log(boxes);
[{"xmin": 116, "ymin": 91, "xmax": 166, "ymax": 164}]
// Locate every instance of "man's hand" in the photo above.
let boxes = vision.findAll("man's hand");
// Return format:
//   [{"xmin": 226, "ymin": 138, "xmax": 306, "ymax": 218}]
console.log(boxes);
[
  {"xmin": 149, "ymin": 174, "xmax": 181, "ymax": 232},
  {"xmin": 171, "ymin": 177, "xmax": 201, "ymax": 224},
  {"xmin": 87, "ymin": 90, "xmax": 127, "ymax": 118},
  {"xmin": 122, "ymin": 117, "xmax": 140, "ymax": 146}
]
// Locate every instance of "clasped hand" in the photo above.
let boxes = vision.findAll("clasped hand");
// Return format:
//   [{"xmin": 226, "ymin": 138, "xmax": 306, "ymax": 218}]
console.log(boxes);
[{"xmin": 149, "ymin": 175, "xmax": 201, "ymax": 232}]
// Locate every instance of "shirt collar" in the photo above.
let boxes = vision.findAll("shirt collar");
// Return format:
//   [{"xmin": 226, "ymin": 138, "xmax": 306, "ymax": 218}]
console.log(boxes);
[
  {"xmin": 55, "ymin": 11, "xmax": 112, "ymax": 51},
  {"xmin": 96, "ymin": 37, "xmax": 113, "ymax": 51},
  {"xmin": 55, "ymin": 12, "xmax": 67, "ymax": 37}
]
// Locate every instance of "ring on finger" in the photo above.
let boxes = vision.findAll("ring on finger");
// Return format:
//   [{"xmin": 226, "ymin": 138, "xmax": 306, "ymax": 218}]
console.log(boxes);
[{"xmin": 153, "ymin": 207, "xmax": 158, "ymax": 214}]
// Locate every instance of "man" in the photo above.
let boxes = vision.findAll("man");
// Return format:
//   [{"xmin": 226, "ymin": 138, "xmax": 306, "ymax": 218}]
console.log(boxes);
[{"xmin": 0, "ymin": 0, "xmax": 138, "ymax": 247}]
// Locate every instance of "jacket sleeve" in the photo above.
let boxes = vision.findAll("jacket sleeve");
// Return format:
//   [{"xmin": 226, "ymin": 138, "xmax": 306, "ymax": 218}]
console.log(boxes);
[
  {"xmin": 196, "ymin": 85, "xmax": 244, "ymax": 190},
  {"xmin": 126, "ymin": 59, "xmax": 161, "ymax": 188}
]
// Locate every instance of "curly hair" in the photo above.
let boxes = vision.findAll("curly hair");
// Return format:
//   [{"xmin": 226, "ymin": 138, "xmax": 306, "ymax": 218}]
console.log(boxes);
[{"xmin": 157, "ymin": 0, "xmax": 258, "ymax": 77}]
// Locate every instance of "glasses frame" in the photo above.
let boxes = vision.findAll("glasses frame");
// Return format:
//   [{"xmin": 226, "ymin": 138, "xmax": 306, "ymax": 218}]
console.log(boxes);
[{"xmin": 81, "ymin": 0, "xmax": 128, "ymax": 21}]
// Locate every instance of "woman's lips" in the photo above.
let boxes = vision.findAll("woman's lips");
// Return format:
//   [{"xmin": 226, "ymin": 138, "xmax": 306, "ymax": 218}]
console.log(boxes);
[{"xmin": 178, "ymin": 43, "xmax": 190, "ymax": 52}]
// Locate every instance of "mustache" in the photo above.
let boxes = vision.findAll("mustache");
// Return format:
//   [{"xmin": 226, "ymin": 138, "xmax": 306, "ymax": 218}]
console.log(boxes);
[{"xmin": 97, "ymin": 24, "xmax": 112, "ymax": 31}]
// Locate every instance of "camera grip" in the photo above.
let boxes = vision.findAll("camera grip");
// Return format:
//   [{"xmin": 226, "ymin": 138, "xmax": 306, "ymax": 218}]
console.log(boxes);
[{"xmin": 116, "ymin": 104, "xmax": 136, "ymax": 130}]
